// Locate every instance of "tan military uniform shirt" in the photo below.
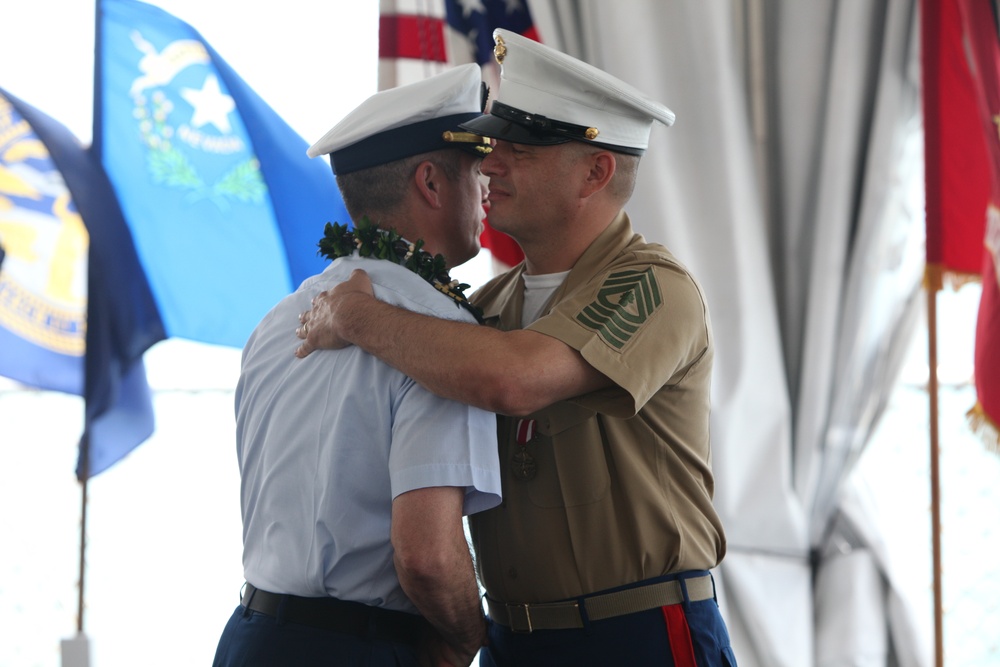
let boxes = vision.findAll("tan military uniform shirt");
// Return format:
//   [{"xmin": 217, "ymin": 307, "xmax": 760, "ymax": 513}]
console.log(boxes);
[{"xmin": 469, "ymin": 211, "xmax": 726, "ymax": 604}]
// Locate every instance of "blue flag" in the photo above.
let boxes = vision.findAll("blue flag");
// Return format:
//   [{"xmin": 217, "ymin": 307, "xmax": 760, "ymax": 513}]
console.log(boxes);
[
  {"xmin": 0, "ymin": 90, "xmax": 91, "ymax": 394},
  {"xmin": 1, "ymin": 1, "xmax": 349, "ymax": 478},
  {"xmin": 95, "ymin": 0, "xmax": 348, "ymax": 347},
  {"xmin": 65, "ymin": 0, "xmax": 351, "ymax": 477},
  {"xmin": 0, "ymin": 87, "xmax": 163, "ymax": 478}
]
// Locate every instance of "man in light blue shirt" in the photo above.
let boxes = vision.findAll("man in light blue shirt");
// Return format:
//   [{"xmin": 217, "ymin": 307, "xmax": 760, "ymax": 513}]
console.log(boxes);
[{"xmin": 213, "ymin": 64, "xmax": 501, "ymax": 667}]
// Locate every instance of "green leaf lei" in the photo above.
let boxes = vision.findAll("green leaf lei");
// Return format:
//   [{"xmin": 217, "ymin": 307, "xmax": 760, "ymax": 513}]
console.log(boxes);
[{"xmin": 318, "ymin": 217, "xmax": 484, "ymax": 323}]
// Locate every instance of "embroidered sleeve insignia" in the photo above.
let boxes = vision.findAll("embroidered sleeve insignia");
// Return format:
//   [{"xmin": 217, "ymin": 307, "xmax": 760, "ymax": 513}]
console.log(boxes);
[{"xmin": 575, "ymin": 268, "xmax": 662, "ymax": 349}]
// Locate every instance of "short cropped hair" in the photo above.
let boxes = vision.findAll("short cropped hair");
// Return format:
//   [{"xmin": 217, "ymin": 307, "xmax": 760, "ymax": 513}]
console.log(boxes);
[
  {"xmin": 336, "ymin": 150, "xmax": 464, "ymax": 222},
  {"xmin": 567, "ymin": 141, "xmax": 639, "ymax": 204},
  {"xmin": 608, "ymin": 152, "xmax": 639, "ymax": 203}
]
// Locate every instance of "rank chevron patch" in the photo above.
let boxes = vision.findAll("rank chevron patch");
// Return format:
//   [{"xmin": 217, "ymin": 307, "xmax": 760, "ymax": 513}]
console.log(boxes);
[{"xmin": 576, "ymin": 268, "xmax": 662, "ymax": 349}]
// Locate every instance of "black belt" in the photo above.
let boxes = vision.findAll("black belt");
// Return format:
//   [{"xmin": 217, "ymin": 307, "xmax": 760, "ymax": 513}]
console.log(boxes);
[
  {"xmin": 487, "ymin": 574, "xmax": 715, "ymax": 633},
  {"xmin": 240, "ymin": 583, "xmax": 429, "ymax": 646}
]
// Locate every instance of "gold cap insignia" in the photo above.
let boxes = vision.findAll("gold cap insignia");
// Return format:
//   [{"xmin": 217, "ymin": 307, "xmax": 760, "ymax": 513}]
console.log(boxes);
[
  {"xmin": 442, "ymin": 131, "xmax": 494, "ymax": 155},
  {"xmin": 494, "ymin": 34, "xmax": 507, "ymax": 64},
  {"xmin": 585, "ymin": 128, "xmax": 599, "ymax": 140}
]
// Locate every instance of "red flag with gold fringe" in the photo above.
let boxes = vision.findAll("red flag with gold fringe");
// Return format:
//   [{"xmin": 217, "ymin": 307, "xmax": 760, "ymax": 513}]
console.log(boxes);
[
  {"xmin": 956, "ymin": 0, "xmax": 1000, "ymax": 449},
  {"xmin": 922, "ymin": 0, "xmax": 991, "ymax": 287},
  {"xmin": 971, "ymin": 211, "xmax": 1000, "ymax": 448}
]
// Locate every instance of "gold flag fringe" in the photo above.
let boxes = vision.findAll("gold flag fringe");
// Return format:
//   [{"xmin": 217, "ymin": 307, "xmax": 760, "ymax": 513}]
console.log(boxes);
[
  {"xmin": 924, "ymin": 263, "xmax": 982, "ymax": 292},
  {"xmin": 967, "ymin": 402, "xmax": 1000, "ymax": 455}
]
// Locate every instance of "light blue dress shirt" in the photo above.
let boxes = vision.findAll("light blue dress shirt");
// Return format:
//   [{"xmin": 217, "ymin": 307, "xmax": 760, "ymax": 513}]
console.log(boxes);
[{"xmin": 237, "ymin": 254, "xmax": 501, "ymax": 613}]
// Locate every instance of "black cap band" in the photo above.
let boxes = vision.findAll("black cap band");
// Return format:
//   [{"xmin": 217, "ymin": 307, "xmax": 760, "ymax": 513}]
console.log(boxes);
[
  {"xmin": 329, "ymin": 112, "xmax": 484, "ymax": 175},
  {"xmin": 491, "ymin": 102, "xmax": 596, "ymax": 142}
]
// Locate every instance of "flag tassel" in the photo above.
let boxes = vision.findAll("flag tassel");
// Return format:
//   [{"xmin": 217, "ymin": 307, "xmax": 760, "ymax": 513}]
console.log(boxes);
[{"xmin": 967, "ymin": 401, "xmax": 1000, "ymax": 454}]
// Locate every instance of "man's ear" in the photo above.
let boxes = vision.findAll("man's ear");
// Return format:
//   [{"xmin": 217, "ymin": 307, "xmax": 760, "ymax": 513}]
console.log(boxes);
[
  {"xmin": 414, "ymin": 160, "xmax": 443, "ymax": 208},
  {"xmin": 580, "ymin": 151, "xmax": 616, "ymax": 198}
]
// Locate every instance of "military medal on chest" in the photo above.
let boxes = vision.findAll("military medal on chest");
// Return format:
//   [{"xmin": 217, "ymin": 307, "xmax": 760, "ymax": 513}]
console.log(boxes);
[{"xmin": 511, "ymin": 418, "xmax": 538, "ymax": 481}]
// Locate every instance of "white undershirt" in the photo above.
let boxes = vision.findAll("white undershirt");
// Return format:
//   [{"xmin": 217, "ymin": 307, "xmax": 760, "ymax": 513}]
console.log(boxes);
[{"xmin": 521, "ymin": 270, "xmax": 570, "ymax": 327}]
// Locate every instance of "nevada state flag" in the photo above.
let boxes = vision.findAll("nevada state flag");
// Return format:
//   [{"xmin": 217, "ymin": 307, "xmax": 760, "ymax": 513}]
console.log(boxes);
[
  {"xmin": 73, "ymin": 0, "xmax": 350, "ymax": 477},
  {"xmin": 96, "ymin": 0, "xmax": 348, "ymax": 348}
]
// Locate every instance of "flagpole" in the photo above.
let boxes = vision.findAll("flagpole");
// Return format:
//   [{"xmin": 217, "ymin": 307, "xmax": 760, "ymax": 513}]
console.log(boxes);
[
  {"xmin": 76, "ymin": 0, "xmax": 99, "ymax": 643},
  {"xmin": 926, "ymin": 273, "xmax": 944, "ymax": 667},
  {"xmin": 76, "ymin": 436, "xmax": 89, "ymax": 636},
  {"xmin": 59, "ymin": 2, "xmax": 100, "ymax": 665},
  {"xmin": 61, "ymin": 433, "xmax": 91, "ymax": 667}
]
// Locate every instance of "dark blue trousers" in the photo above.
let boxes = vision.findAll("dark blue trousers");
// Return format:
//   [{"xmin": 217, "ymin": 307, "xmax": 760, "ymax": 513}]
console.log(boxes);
[
  {"xmin": 480, "ymin": 572, "xmax": 738, "ymax": 667},
  {"xmin": 212, "ymin": 605, "xmax": 422, "ymax": 667}
]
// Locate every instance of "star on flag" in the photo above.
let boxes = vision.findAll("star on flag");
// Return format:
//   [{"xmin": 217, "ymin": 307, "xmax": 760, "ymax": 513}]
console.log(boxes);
[{"xmin": 180, "ymin": 74, "xmax": 235, "ymax": 133}]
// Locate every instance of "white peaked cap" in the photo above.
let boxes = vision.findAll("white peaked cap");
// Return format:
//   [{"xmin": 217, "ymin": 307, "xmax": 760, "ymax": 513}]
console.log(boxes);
[
  {"xmin": 461, "ymin": 29, "xmax": 675, "ymax": 154},
  {"xmin": 307, "ymin": 63, "xmax": 491, "ymax": 174}
]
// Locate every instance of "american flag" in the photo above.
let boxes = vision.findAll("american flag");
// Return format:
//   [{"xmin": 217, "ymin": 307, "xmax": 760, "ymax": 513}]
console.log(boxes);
[
  {"xmin": 443, "ymin": 0, "xmax": 538, "ymax": 68},
  {"xmin": 378, "ymin": 0, "xmax": 535, "ymax": 268}
]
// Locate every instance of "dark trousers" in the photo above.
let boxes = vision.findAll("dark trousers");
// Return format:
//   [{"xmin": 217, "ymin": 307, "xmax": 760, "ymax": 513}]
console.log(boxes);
[
  {"xmin": 480, "ymin": 573, "xmax": 738, "ymax": 667},
  {"xmin": 212, "ymin": 605, "xmax": 422, "ymax": 667}
]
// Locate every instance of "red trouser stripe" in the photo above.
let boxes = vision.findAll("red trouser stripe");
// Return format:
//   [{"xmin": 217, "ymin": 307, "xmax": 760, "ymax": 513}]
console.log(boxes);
[{"xmin": 662, "ymin": 604, "xmax": 698, "ymax": 667}]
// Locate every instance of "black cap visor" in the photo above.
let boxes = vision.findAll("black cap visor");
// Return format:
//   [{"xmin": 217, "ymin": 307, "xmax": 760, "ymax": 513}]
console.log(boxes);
[
  {"xmin": 461, "ymin": 102, "xmax": 645, "ymax": 155},
  {"xmin": 460, "ymin": 110, "xmax": 572, "ymax": 146}
]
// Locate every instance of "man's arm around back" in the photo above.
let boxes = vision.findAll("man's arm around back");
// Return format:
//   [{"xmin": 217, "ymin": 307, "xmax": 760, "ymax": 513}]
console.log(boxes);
[{"xmin": 392, "ymin": 486, "xmax": 486, "ymax": 666}]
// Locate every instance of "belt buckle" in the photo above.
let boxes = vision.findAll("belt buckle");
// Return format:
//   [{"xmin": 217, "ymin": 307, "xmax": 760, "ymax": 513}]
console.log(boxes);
[{"xmin": 507, "ymin": 603, "xmax": 533, "ymax": 633}]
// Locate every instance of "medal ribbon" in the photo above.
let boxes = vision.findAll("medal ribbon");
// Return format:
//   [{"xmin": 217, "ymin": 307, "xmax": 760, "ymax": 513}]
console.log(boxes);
[{"xmin": 516, "ymin": 418, "xmax": 537, "ymax": 444}]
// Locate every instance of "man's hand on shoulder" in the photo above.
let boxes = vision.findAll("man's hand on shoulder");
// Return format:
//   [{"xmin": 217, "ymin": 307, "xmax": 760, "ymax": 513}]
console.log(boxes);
[{"xmin": 295, "ymin": 268, "xmax": 374, "ymax": 358}]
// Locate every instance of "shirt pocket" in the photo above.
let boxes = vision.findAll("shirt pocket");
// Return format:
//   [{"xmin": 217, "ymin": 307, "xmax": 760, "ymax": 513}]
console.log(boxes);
[{"xmin": 521, "ymin": 402, "xmax": 611, "ymax": 508}]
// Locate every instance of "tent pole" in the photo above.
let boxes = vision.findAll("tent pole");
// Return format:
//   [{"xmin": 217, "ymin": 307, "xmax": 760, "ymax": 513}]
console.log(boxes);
[{"xmin": 926, "ymin": 282, "xmax": 944, "ymax": 667}]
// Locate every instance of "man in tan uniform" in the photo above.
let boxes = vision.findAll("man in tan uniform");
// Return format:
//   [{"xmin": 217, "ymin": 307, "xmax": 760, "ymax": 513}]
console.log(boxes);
[{"xmin": 296, "ymin": 29, "xmax": 737, "ymax": 667}]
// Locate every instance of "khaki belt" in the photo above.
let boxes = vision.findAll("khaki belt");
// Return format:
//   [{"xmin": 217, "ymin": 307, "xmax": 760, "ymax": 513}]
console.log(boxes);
[{"xmin": 487, "ymin": 574, "xmax": 714, "ymax": 633}]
